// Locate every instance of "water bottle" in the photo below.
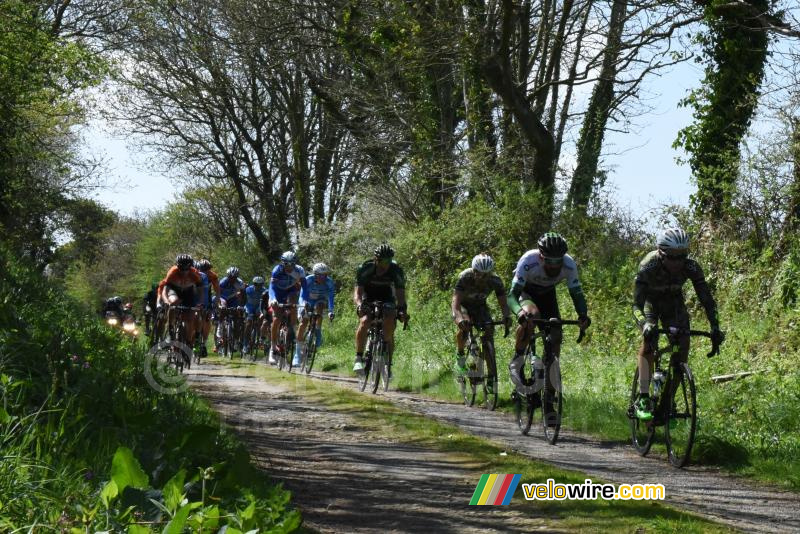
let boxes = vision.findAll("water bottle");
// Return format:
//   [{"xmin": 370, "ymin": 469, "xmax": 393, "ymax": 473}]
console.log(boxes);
[{"xmin": 652, "ymin": 369, "xmax": 664, "ymax": 399}]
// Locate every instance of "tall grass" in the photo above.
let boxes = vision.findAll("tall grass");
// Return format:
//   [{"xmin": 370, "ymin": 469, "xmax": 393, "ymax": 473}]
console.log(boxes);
[{"xmin": 0, "ymin": 246, "xmax": 301, "ymax": 531}]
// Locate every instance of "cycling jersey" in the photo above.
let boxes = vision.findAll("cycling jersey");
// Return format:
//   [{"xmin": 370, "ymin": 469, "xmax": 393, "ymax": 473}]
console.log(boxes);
[
  {"xmin": 163, "ymin": 266, "xmax": 203, "ymax": 306},
  {"xmin": 244, "ymin": 284, "xmax": 267, "ymax": 315},
  {"xmin": 205, "ymin": 270, "xmax": 220, "ymax": 301},
  {"xmin": 356, "ymin": 260, "xmax": 405, "ymax": 302},
  {"xmin": 633, "ymin": 250, "xmax": 718, "ymax": 327},
  {"xmin": 300, "ymin": 274, "xmax": 335, "ymax": 312},
  {"xmin": 219, "ymin": 275, "xmax": 245, "ymax": 307},
  {"xmin": 198, "ymin": 272, "xmax": 210, "ymax": 308},
  {"xmin": 269, "ymin": 264, "xmax": 306, "ymax": 304},
  {"xmin": 508, "ymin": 249, "xmax": 587, "ymax": 316},
  {"xmin": 454, "ymin": 268, "xmax": 505, "ymax": 307}
]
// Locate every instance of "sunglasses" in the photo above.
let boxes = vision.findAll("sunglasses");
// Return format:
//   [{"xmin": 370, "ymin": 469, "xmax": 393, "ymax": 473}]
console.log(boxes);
[
  {"xmin": 281, "ymin": 261, "xmax": 295, "ymax": 268},
  {"xmin": 543, "ymin": 256, "xmax": 563, "ymax": 266},
  {"xmin": 376, "ymin": 258, "xmax": 391, "ymax": 265}
]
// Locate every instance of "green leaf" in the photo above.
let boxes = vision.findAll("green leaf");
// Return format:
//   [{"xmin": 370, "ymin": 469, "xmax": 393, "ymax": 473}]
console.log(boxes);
[
  {"xmin": 0, "ymin": 407, "xmax": 10, "ymax": 424},
  {"xmin": 162, "ymin": 503, "xmax": 191, "ymax": 534},
  {"xmin": 110, "ymin": 447, "xmax": 149, "ymax": 494},
  {"xmin": 162, "ymin": 469, "xmax": 186, "ymax": 514},
  {"xmin": 100, "ymin": 480, "xmax": 118, "ymax": 508},
  {"xmin": 240, "ymin": 500, "xmax": 256, "ymax": 520},
  {"xmin": 127, "ymin": 525, "xmax": 151, "ymax": 534}
]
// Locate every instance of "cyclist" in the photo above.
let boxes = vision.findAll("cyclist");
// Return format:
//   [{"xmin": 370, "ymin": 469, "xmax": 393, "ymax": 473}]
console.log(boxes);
[
  {"xmin": 243, "ymin": 276, "xmax": 267, "ymax": 355},
  {"xmin": 353, "ymin": 244, "xmax": 408, "ymax": 374},
  {"xmin": 217, "ymin": 266, "xmax": 245, "ymax": 351},
  {"xmin": 143, "ymin": 283, "xmax": 158, "ymax": 336},
  {"xmin": 508, "ymin": 232, "xmax": 591, "ymax": 415},
  {"xmin": 196, "ymin": 259, "xmax": 220, "ymax": 356},
  {"xmin": 267, "ymin": 251, "xmax": 306, "ymax": 364},
  {"xmin": 631, "ymin": 228, "xmax": 724, "ymax": 421},
  {"xmin": 294, "ymin": 262, "xmax": 336, "ymax": 366},
  {"xmin": 102, "ymin": 296, "xmax": 124, "ymax": 319},
  {"xmin": 160, "ymin": 254, "xmax": 203, "ymax": 350},
  {"xmin": 451, "ymin": 254, "xmax": 513, "ymax": 390}
]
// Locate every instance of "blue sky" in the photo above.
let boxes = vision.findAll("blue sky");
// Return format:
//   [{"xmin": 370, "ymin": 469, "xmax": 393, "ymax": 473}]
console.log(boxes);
[{"xmin": 88, "ymin": 60, "xmax": 704, "ymax": 219}]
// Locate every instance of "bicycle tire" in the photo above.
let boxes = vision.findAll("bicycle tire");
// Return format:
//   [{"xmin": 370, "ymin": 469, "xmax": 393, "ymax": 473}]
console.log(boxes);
[
  {"xmin": 463, "ymin": 342, "xmax": 479, "ymax": 406},
  {"xmin": 542, "ymin": 356, "xmax": 562, "ymax": 444},
  {"xmin": 513, "ymin": 390, "xmax": 535, "ymax": 435},
  {"xmin": 381, "ymin": 348, "xmax": 391, "ymax": 392},
  {"xmin": 665, "ymin": 362, "xmax": 697, "ymax": 467},
  {"xmin": 483, "ymin": 340, "xmax": 498, "ymax": 411},
  {"xmin": 370, "ymin": 340, "xmax": 383, "ymax": 394},
  {"xmin": 303, "ymin": 328, "xmax": 317, "ymax": 374},
  {"xmin": 629, "ymin": 367, "xmax": 655, "ymax": 456},
  {"xmin": 278, "ymin": 326, "xmax": 288, "ymax": 371}
]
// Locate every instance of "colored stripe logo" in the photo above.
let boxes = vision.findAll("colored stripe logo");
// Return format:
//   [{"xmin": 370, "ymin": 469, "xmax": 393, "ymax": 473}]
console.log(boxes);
[{"xmin": 469, "ymin": 474, "xmax": 521, "ymax": 505}]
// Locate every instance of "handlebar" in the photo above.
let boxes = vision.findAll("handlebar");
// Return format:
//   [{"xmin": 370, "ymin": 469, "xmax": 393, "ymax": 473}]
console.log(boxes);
[
  {"xmin": 468, "ymin": 320, "xmax": 510, "ymax": 338},
  {"xmin": 657, "ymin": 327, "xmax": 720, "ymax": 358},
  {"xmin": 526, "ymin": 317, "xmax": 586, "ymax": 343}
]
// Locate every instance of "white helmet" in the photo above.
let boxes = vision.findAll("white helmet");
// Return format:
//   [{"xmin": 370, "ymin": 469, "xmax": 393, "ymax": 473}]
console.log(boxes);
[
  {"xmin": 471, "ymin": 254, "xmax": 494, "ymax": 273},
  {"xmin": 252, "ymin": 276, "xmax": 265, "ymax": 285},
  {"xmin": 312, "ymin": 262, "xmax": 330, "ymax": 275},
  {"xmin": 656, "ymin": 228, "xmax": 689, "ymax": 252}
]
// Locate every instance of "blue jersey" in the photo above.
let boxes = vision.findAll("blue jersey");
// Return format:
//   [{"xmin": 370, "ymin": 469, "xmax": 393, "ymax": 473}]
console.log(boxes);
[
  {"xmin": 300, "ymin": 274, "xmax": 335, "ymax": 311},
  {"xmin": 269, "ymin": 264, "xmax": 306, "ymax": 303},
  {"xmin": 219, "ymin": 276, "xmax": 245, "ymax": 306},
  {"xmin": 244, "ymin": 284, "xmax": 266, "ymax": 314},
  {"xmin": 199, "ymin": 271, "xmax": 210, "ymax": 308}
]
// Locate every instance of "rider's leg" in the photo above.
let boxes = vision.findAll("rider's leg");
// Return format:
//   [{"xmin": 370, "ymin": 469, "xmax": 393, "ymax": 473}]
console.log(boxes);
[
  {"xmin": 294, "ymin": 308, "xmax": 308, "ymax": 365},
  {"xmin": 510, "ymin": 299, "xmax": 539, "ymax": 384},
  {"xmin": 353, "ymin": 312, "xmax": 370, "ymax": 371},
  {"xmin": 383, "ymin": 308, "xmax": 397, "ymax": 355},
  {"xmin": 243, "ymin": 315, "xmax": 253, "ymax": 352},
  {"xmin": 454, "ymin": 307, "xmax": 471, "ymax": 372}
]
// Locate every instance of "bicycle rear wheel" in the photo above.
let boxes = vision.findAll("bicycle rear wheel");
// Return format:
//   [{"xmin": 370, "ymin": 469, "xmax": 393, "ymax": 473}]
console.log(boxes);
[
  {"xmin": 513, "ymin": 390, "xmax": 535, "ymax": 435},
  {"xmin": 665, "ymin": 362, "xmax": 697, "ymax": 467},
  {"xmin": 629, "ymin": 367, "xmax": 655, "ymax": 456},
  {"xmin": 482, "ymin": 342, "xmax": 498, "ymax": 411},
  {"xmin": 542, "ymin": 356, "xmax": 562, "ymax": 444}
]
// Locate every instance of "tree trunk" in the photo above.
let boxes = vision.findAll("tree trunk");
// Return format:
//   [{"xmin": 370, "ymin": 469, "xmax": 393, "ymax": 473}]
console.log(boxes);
[{"xmin": 567, "ymin": 0, "xmax": 627, "ymax": 213}]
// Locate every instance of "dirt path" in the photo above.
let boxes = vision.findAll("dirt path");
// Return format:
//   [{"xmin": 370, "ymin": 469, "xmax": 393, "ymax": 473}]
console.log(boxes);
[
  {"xmin": 187, "ymin": 365, "xmax": 553, "ymax": 533},
  {"xmin": 187, "ymin": 363, "xmax": 800, "ymax": 533}
]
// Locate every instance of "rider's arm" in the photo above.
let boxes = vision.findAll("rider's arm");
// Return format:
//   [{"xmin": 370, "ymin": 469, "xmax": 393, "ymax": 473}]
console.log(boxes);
[
  {"xmin": 451, "ymin": 291, "xmax": 464, "ymax": 322},
  {"xmin": 564, "ymin": 260, "xmax": 588, "ymax": 318},
  {"xmin": 395, "ymin": 288, "xmax": 407, "ymax": 310},
  {"xmin": 687, "ymin": 260, "xmax": 719, "ymax": 328},
  {"xmin": 507, "ymin": 283, "xmax": 523, "ymax": 316},
  {"xmin": 353, "ymin": 285, "xmax": 364, "ymax": 308},
  {"xmin": 326, "ymin": 278, "xmax": 335, "ymax": 312}
]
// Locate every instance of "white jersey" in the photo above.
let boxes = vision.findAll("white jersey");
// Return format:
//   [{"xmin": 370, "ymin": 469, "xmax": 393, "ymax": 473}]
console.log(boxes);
[{"xmin": 512, "ymin": 249, "xmax": 581, "ymax": 294}]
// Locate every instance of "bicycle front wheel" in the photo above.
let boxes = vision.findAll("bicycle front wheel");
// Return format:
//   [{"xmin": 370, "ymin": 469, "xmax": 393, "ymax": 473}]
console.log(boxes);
[
  {"xmin": 370, "ymin": 346, "xmax": 383, "ymax": 394},
  {"xmin": 513, "ymin": 390, "xmax": 535, "ymax": 435},
  {"xmin": 302, "ymin": 329, "xmax": 316, "ymax": 374},
  {"xmin": 542, "ymin": 356, "xmax": 562, "ymax": 444},
  {"xmin": 482, "ymin": 342, "xmax": 498, "ymax": 411},
  {"xmin": 277, "ymin": 327, "xmax": 288, "ymax": 371},
  {"xmin": 665, "ymin": 362, "xmax": 697, "ymax": 467},
  {"xmin": 629, "ymin": 367, "xmax": 655, "ymax": 456}
]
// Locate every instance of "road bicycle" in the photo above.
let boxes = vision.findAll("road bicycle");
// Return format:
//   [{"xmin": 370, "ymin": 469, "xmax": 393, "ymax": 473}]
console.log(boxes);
[
  {"xmin": 358, "ymin": 301, "xmax": 408, "ymax": 393},
  {"xmin": 511, "ymin": 317, "xmax": 585, "ymax": 444},
  {"xmin": 628, "ymin": 326, "xmax": 720, "ymax": 467},
  {"xmin": 271, "ymin": 303, "xmax": 297, "ymax": 371},
  {"xmin": 299, "ymin": 308, "xmax": 331, "ymax": 374},
  {"xmin": 166, "ymin": 305, "xmax": 198, "ymax": 373},
  {"xmin": 456, "ymin": 319, "xmax": 508, "ymax": 410}
]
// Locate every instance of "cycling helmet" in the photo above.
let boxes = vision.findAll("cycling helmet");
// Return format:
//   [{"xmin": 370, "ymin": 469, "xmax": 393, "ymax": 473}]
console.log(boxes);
[
  {"xmin": 280, "ymin": 251, "xmax": 298, "ymax": 264},
  {"xmin": 471, "ymin": 254, "xmax": 494, "ymax": 273},
  {"xmin": 197, "ymin": 259, "xmax": 211, "ymax": 272},
  {"xmin": 113, "ymin": 296, "xmax": 123, "ymax": 305},
  {"xmin": 313, "ymin": 262, "xmax": 331, "ymax": 275},
  {"xmin": 374, "ymin": 243, "xmax": 394, "ymax": 259},
  {"xmin": 176, "ymin": 253, "xmax": 194, "ymax": 269},
  {"xmin": 538, "ymin": 232, "xmax": 568, "ymax": 258},
  {"xmin": 123, "ymin": 302, "xmax": 133, "ymax": 310},
  {"xmin": 252, "ymin": 276, "xmax": 265, "ymax": 285},
  {"xmin": 656, "ymin": 228, "xmax": 689, "ymax": 252},
  {"xmin": 226, "ymin": 266, "xmax": 240, "ymax": 278}
]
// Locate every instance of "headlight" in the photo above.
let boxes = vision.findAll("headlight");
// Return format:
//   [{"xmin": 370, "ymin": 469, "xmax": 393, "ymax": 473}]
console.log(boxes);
[
  {"xmin": 123, "ymin": 322, "xmax": 136, "ymax": 332},
  {"xmin": 107, "ymin": 318, "xmax": 119, "ymax": 326},
  {"xmin": 133, "ymin": 329, "xmax": 139, "ymax": 336}
]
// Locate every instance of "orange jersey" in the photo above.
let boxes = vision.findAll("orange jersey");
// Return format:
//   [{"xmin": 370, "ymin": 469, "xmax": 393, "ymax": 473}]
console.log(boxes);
[
  {"xmin": 163, "ymin": 266, "xmax": 203, "ymax": 290},
  {"xmin": 205, "ymin": 269, "xmax": 221, "ymax": 297}
]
